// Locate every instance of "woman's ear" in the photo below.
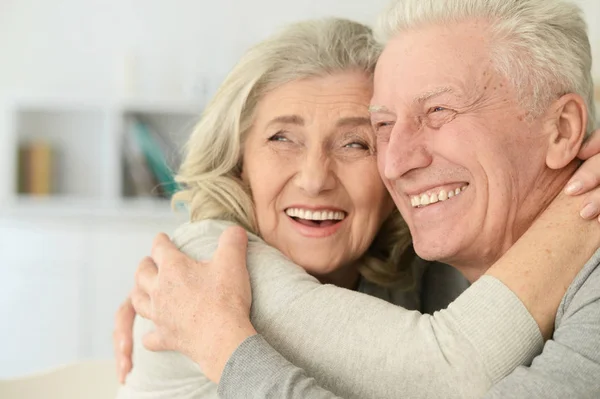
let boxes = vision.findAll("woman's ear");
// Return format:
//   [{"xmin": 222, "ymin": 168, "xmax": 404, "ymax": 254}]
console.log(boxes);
[{"xmin": 546, "ymin": 93, "xmax": 588, "ymax": 169}]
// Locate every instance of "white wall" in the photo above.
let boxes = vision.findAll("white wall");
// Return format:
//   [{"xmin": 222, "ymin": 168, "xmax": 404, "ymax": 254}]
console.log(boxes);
[
  {"xmin": 0, "ymin": 214, "xmax": 186, "ymax": 377},
  {"xmin": 0, "ymin": 0, "xmax": 599, "ymax": 379},
  {"xmin": 1, "ymin": 0, "xmax": 597, "ymax": 100},
  {"xmin": 0, "ymin": 0, "xmax": 390, "ymax": 101}
]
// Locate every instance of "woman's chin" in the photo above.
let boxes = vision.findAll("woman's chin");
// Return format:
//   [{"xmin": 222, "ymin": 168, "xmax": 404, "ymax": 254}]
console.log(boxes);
[{"xmin": 290, "ymin": 256, "xmax": 341, "ymax": 277}]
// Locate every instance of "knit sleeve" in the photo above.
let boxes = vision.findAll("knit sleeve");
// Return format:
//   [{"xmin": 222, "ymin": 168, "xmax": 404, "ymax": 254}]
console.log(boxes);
[{"xmin": 175, "ymin": 220, "xmax": 543, "ymax": 399}]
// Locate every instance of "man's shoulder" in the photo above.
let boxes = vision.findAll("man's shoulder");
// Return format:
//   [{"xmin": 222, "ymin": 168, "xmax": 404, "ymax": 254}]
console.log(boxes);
[{"xmin": 559, "ymin": 247, "xmax": 600, "ymax": 322}]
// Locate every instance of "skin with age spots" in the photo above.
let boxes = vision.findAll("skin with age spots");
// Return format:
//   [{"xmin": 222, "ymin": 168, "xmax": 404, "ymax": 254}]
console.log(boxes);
[
  {"xmin": 370, "ymin": 20, "xmax": 583, "ymax": 282},
  {"xmin": 242, "ymin": 71, "xmax": 395, "ymax": 288}
]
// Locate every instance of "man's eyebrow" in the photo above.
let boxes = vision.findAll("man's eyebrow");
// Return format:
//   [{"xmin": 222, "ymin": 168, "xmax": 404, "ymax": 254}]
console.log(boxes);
[
  {"xmin": 368, "ymin": 105, "xmax": 393, "ymax": 114},
  {"xmin": 266, "ymin": 115, "xmax": 304, "ymax": 127},
  {"xmin": 413, "ymin": 86, "xmax": 457, "ymax": 104},
  {"xmin": 336, "ymin": 116, "xmax": 372, "ymax": 128}
]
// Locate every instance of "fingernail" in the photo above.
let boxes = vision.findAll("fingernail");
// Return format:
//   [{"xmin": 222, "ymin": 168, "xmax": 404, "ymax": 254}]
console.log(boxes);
[
  {"xmin": 120, "ymin": 363, "xmax": 128, "ymax": 382},
  {"xmin": 565, "ymin": 181, "xmax": 583, "ymax": 195},
  {"xmin": 581, "ymin": 203, "xmax": 599, "ymax": 219}
]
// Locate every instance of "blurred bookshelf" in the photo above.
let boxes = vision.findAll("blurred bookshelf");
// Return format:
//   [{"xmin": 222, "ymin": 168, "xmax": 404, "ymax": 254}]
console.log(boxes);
[{"xmin": 0, "ymin": 95, "xmax": 200, "ymax": 220}]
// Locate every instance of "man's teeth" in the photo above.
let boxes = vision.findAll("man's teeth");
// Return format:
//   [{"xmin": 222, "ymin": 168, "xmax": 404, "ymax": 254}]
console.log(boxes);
[
  {"xmin": 285, "ymin": 208, "xmax": 346, "ymax": 221},
  {"xmin": 410, "ymin": 186, "xmax": 468, "ymax": 208}
]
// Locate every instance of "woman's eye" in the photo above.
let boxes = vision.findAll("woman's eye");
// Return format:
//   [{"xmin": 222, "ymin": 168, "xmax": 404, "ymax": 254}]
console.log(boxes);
[{"xmin": 268, "ymin": 132, "xmax": 290, "ymax": 142}]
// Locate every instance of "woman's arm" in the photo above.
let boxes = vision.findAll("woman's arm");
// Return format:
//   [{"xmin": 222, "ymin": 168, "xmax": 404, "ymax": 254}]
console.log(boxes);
[
  {"xmin": 115, "ymin": 136, "xmax": 591, "ymax": 397},
  {"xmin": 218, "ymin": 191, "xmax": 600, "ymax": 399},
  {"xmin": 138, "ymin": 188, "xmax": 599, "ymax": 399},
  {"xmin": 115, "ymin": 315, "xmax": 219, "ymax": 399}
]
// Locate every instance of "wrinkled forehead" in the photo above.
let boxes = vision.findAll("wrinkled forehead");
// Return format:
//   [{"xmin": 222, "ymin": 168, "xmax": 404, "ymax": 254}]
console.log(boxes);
[
  {"xmin": 371, "ymin": 23, "xmax": 498, "ymax": 108},
  {"xmin": 254, "ymin": 73, "xmax": 374, "ymax": 124}
]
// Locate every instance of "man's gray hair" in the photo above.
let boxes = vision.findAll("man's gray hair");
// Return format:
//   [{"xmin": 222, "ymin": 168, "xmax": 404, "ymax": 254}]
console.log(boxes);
[{"xmin": 375, "ymin": 0, "xmax": 597, "ymax": 136}]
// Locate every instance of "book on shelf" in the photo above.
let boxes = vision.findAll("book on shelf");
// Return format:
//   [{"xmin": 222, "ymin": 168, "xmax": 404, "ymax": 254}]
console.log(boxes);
[
  {"xmin": 122, "ymin": 116, "xmax": 180, "ymax": 199},
  {"xmin": 17, "ymin": 140, "xmax": 54, "ymax": 196}
]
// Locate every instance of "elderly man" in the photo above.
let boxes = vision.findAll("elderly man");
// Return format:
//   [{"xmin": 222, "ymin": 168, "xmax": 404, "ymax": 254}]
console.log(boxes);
[
  {"xmin": 118, "ymin": 0, "xmax": 600, "ymax": 398},
  {"xmin": 368, "ymin": 0, "xmax": 600, "ymax": 396}
]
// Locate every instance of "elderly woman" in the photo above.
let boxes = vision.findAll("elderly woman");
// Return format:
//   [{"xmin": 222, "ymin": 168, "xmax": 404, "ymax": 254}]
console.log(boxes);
[{"xmin": 116, "ymin": 18, "xmax": 600, "ymax": 399}]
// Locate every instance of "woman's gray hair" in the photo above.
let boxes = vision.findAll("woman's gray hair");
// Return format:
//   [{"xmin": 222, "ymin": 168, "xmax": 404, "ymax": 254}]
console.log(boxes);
[
  {"xmin": 173, "ymin": 18, "xmax": 413, "ymax": 288},
  {"xmin": 375, "ymin": 0, "xmax": 597, "ymax": 135}
]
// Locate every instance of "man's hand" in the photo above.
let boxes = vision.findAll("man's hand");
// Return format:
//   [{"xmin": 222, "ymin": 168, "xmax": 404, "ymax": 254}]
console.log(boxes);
[
  {"xmin": 130, "ymin": 226, "xmax": 257, "ymax": 383},
  {"xmin": 567, "ymin": 128, "xmax": 600, "ymax": 221},
  {"xmin": 112, "ymin": 297, "xmax": 136, "ymax": 384}
]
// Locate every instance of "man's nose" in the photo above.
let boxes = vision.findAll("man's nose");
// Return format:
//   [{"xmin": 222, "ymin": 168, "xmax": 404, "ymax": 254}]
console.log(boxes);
[
  {"xmin": 383, "ymin": 122, "xmax": 433, "ymax": 180},
  {"xmin": 294, "ymin": 150, "xmax": 336, "ymax": 197}
]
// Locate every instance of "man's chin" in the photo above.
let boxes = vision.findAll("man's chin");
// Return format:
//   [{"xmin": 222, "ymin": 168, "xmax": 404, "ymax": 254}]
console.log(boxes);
[{"xmin": 411, "ymin": 239, "xmax": 458, "ymax": 263}]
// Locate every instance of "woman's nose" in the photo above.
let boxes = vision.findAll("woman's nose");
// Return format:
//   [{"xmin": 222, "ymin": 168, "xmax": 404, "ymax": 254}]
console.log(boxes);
[{"xmin": 294, "ymin": 151, "xmax": 336, "ymax": 197}]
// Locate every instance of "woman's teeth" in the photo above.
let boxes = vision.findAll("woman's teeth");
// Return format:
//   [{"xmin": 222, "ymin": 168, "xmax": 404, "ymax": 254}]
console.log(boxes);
[
  {"xmin": 410, "ymin": 185, "xmax": 468, "ymax": 208},
  {"xmin": 285, "ymin": 208, "xmax": 346, "ymax": 221}
]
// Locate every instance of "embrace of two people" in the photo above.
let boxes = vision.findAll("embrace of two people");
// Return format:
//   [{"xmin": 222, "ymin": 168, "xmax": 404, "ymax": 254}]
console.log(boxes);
[{"xmin": 114, "ymin": 0, "xmax": 600, "ymax": 398}]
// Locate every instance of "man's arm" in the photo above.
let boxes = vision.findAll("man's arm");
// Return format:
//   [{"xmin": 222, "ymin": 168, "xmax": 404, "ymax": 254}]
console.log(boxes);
[
  {"xmin": 218, "ymin": 335, "xmax": 343, "ymax": 399},
  {"xmin": 484, "ymin": 250, "xmax": 600, "ymax": 398},
  {"xmin": 173, "ymin": 220, "xmax": 542, "ymax": 399}
]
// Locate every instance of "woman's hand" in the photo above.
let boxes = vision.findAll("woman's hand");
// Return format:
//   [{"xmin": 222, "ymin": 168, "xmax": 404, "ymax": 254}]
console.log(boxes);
[
  {"xmin": 113, "ymin": 297, "xmax": 136, "ymax": 384},
  {"xmin": 567, "ymin": 128, "xmax": 600, "ymax": 221},
  {"xmin": 130, "ymin": 226, "xmax": 257, "ymax": 383}
]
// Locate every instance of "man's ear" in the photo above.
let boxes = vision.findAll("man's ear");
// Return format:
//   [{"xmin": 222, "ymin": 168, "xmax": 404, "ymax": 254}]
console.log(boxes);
[{"xmin": 545, "ymin": 93, "xmax": 587, "ymax": 169}]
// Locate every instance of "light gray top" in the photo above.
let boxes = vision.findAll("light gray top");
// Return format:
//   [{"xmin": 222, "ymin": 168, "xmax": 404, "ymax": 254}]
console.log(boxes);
[
  {"xmin": 220, "ymin": 245, "xmax": 600, "ymax": 399},
  {"xmin": 482, "ymin": 247, "xmax": 600, "ymax": 398},
  {"xmin": 116, "ymin": 220, "xmax": 543, "ymax": 399}
]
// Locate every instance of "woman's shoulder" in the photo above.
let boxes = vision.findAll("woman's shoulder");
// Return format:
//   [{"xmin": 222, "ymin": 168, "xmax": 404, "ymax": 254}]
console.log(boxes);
[
  {"xmin": 173, "ymin": 219, "xmax": 238, "ymax": 238},
  {"xmin": 171, "ymin": 219, "xmax": 273, "ymax": 261},
  {"xmin": 173, "ymin": 219, "xmax": 263, "ymax": 243}
]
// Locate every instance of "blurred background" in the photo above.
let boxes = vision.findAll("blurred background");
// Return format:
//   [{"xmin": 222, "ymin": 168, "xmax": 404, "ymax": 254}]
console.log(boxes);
[{"xmin": 0, "ymin": 0, "xmax": 598, "ymax": 379}]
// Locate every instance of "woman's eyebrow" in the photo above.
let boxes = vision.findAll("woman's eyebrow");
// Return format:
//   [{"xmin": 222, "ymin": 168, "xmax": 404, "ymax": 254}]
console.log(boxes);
[{"xmin": 266, "ymin": 115, "xmax": 305, "ymax": 128}]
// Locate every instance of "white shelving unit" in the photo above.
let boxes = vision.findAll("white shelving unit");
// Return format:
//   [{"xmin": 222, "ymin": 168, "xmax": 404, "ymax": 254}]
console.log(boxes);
[
  {"xmin": 0, "ymin": 96, "xmax": 202, "ymax": 378},
  {"xmin": 0, "ymin": 96, "xmax": 202, "ymax": 220}
]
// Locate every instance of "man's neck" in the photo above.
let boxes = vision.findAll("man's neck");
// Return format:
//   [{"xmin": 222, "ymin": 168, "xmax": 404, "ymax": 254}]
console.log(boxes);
[{"xmin": 452, "ymin": 162, "xmax": 579, "ymax": 283}]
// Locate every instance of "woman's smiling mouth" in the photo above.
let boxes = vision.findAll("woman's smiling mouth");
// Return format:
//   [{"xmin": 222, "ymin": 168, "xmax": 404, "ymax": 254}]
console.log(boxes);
[{"xmin": 285, "ymin": 207, "xmax": 347, "ymax": 231}]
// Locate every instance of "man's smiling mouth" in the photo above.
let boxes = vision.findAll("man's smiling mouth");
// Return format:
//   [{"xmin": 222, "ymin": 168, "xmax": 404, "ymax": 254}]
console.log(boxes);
[{"xmin": 410, "ymin": 184, "xmax": 469, "ymax": 208}]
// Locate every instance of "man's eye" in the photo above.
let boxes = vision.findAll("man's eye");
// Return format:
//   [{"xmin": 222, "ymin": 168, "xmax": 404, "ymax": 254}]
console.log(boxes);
[
  {"xmin": 425, "ymin": 107, "xmax": 457, "ymax": 129},
  {"xmin": 344, "ymin": 142, "xmax": 368, "ymax": 150},
  {"xmin": 373, "ymin": 121, "xmax": 394, "ymax": 130}
]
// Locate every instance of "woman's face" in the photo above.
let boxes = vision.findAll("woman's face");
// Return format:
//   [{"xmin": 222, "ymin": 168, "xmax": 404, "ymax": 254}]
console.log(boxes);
[{"xmin": 242, "ymin": 71, "xmax": 395, "ymax": 286}]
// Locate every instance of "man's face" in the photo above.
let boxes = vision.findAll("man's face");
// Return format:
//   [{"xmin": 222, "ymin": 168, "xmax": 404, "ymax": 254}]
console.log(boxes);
[{"xmin": 371, "ymin": 20, "xmax": 551, "ymax": 275}]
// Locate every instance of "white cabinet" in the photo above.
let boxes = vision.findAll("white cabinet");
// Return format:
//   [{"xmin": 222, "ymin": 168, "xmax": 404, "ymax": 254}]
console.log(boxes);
[
  {"xmin": 0, "ymin": 96, "xmax": 195, "ymax": 377},
  {"xmin": 0, "ymin": 219, "xmax": 86, "ymax": 377},
  {"xmin": 0, "ymin": 216, "xmax": 183, "ymax": 378}
]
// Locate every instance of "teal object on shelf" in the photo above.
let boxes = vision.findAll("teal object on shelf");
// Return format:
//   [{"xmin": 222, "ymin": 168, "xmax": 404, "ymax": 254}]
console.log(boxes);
[{"xmin": 132, "ymin": 119, "xmax": 180, "ymax": 198}]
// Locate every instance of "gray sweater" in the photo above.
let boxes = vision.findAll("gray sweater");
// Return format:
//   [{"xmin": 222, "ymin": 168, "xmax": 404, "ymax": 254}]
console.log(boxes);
[
  {"xmin": 220, "ymin": 234, "xmax": 600, "ymax": 398},
  {"xmin": 117, "ymin": 220, "xmax": 554, "ymax": 399}
]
